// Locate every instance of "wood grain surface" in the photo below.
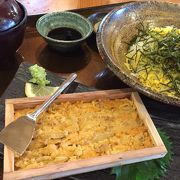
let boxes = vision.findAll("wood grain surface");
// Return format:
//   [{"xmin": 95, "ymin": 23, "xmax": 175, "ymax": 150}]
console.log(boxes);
[
  {"xmin": 4, "ymin": 90, "xmax": 166, "ymax": 179},
  {"xmin": 17, "ymin": 0, "xmax": 180, "ymax": 15},
  {"xmin": 0, "ymin": 1, "xmax": 179, "ymax": 179}
]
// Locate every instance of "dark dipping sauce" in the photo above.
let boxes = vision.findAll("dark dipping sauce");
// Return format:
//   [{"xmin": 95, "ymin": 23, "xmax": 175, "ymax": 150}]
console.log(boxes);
[{"xmin": 47, "ymin": 27, "xmax": 82, "ymax": 41}]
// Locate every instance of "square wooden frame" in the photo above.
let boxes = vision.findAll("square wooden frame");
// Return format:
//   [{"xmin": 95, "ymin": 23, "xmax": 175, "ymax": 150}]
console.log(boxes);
[{"xmin": 3, "ymin": 89, "xmax": 167, "ymax": 180}]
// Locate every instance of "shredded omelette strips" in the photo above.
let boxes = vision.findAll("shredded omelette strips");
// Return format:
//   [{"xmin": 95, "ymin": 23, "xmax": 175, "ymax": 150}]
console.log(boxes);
[
  {"xmin": 125, "ymin": 26, "xmax": 180, "ymax": 97},
  {"xmin": 15, "ymin": 98, "xmax": 153, "ymax": 169}
]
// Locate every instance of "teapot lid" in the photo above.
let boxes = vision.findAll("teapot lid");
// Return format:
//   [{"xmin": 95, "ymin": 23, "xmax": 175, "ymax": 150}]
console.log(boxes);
[{"xmin": 0, "ymin": 0, "xmax": 23, "ymax": 32}]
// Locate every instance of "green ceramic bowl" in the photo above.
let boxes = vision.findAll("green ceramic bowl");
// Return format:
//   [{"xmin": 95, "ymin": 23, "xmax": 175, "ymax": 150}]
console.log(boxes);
[{"xmin": 36, "ymin": 11, "xmax": 93, "ymax": 51}]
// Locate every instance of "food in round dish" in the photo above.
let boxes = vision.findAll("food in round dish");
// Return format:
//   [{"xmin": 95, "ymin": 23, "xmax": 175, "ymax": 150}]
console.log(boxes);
[{"xmin": 125, "ymin": 26, "xmax": 180, "ymax": 98}]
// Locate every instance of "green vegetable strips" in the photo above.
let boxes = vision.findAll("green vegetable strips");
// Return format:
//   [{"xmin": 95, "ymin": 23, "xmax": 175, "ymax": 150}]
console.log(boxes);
[{"xmin": 125, "ymin": 26, "xmax": 180, "ymax": 98}]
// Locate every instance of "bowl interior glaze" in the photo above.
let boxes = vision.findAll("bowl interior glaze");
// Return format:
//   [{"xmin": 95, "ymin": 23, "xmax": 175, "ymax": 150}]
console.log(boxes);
[{"xmin": 97, "ymin": 1, "xmax": 180, "ymax": 106}]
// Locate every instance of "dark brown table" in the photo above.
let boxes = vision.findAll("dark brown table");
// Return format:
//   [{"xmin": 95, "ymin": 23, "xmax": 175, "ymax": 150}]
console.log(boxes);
[{"xmin": 0, "ymin": 3, "xmax": 179, "ymax": 180}]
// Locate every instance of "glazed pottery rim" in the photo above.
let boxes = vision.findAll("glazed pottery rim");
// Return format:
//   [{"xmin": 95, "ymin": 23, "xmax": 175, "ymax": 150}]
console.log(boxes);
[
  {"xmin": 97, "ymin": 1, "xmax": 180, "ymax": 107},
  {"xmin": 36, "ymin": 11, "xmax": 93, "ymax": 43},
  {"xmin": 88, "ymin": 12, "xmax": 108, "ymax": 33},
  {"xmin": 0, "ymin": 2, "xmax": 27, "ymax": 36}
]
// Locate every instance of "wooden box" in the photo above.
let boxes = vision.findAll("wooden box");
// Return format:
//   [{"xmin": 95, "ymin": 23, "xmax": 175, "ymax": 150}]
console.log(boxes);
[{"xmin": 3, "ymin": 89, "xmax": 167, "ymax": 180}]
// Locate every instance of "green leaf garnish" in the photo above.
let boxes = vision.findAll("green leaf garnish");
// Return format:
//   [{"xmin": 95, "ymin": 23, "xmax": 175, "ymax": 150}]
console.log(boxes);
[{"xmin": 111, "ymin": 129, "xmax": 173, "ymax": 180}]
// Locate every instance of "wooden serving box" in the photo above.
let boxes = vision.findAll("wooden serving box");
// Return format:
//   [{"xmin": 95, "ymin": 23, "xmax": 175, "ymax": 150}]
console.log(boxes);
[{"xmin": 3, "ymin": 89, "xmax": 167, "ymax": 180}]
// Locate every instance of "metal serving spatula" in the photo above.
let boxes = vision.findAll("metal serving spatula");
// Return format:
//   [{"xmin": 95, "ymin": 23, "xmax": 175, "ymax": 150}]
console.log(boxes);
[{"xmin": 0, "ymin": 73, "xmax": 77, "ymax": 155}]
